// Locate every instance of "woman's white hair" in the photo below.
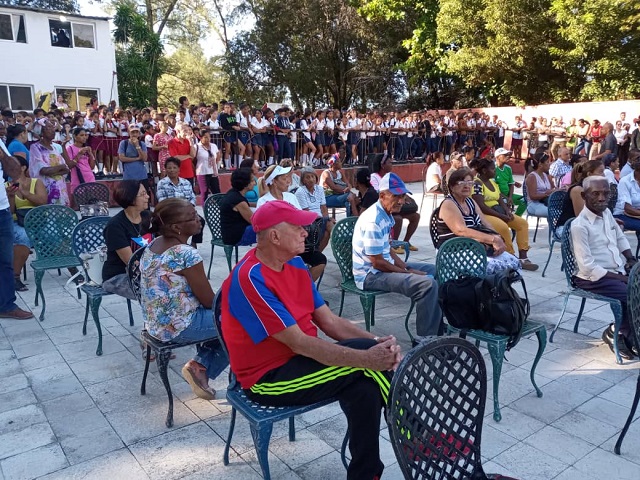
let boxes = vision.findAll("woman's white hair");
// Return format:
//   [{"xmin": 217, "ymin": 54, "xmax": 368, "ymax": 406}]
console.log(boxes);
[{"xmin": 582, "ymin": 175, "xmax": 609, "ymax": 191}]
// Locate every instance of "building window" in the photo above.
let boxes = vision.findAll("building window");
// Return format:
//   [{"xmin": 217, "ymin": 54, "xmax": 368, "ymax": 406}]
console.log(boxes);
[
  {"xmin": 55, "ymin": 88, "xmax": 99, "ymax": 111},
  {"xmin": 49, "ymin": 19, "xmax": 95, "ymax": 49},
  {"xmin": 0, "ymin": 84, "xmax": 34, "ymax": 110},
  {"xmin": 0, "ymin": 13, "xmax": 27, "ymax": 43}
]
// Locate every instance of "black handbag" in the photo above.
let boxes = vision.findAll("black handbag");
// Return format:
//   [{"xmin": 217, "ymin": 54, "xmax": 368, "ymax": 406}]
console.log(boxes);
[
  {"xmin": 15, "ymin": 208, "xmax": 30, "ymax": 227},
  {"xmin": 439, "ymin": 268, "xmax": 529, "ymax": 350}
]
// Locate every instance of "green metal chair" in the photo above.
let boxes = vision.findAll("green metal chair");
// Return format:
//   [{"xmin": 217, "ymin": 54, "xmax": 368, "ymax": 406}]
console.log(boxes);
[
  {"xmin": 204, "ymin": 193, "xmax": 238, "ymax": 278},
  {"xmin": 541, "ymin": 190, "xmax": 567, "ymax": 277},
  {"xmin": 437, "ymin": 237, "xmax": 546, "ymax": 422},
  {"xmin": 615, "ymin": 262, "xmax": 640, "ymax": 455},
  {"xmin": 552, "ymin": 218, "xmax": 625, "ymax": 363},
  {"xmin": 72, "ymin": 217, "xmax": 134, "ymax": 356},
  {"xmin": 24, "ymin": 205, "xmax": 82, "ymax": 321},
  {"xmin": 330, "ymin": 217, "xmax": 415, "ymax": 340}
]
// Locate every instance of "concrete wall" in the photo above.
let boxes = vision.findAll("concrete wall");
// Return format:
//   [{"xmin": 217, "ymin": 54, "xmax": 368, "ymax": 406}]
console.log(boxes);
[{"xmin": 0, "ymin": 6, "xmax": 117, "ymax": 110}]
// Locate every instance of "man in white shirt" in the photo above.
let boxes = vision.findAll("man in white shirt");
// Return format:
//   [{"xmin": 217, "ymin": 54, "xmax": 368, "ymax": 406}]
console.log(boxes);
[
  {"xmin": 0, "ymin": 148, "xmax": 34, "ymax": 319},
  {"xmin": 571, "ymin": 176, "xmax": 637, "ymax": 359}
]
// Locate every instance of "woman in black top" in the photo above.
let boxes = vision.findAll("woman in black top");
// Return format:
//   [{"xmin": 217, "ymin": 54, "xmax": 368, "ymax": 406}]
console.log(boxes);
[
  {"xmin": 102, "ymin": 180, "xmax": 151, "ymax": 299},
  {"xmin": 354, "ymin": 168, "xmax": 378, "ymax": 214},
  {"xmin": 220, "ymin": 168, "xmax": 256, "ymax": 245}
]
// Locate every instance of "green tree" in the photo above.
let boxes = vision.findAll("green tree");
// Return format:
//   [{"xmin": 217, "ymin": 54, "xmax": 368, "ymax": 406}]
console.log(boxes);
[
  {"xmin": 225, "ymin": 0, "xmax": 406, "ymax": 110},
  {"xmin": 113, "ymin": 1, "xmax": 163, "ymax": 108},
  {"xmin": 551, "ymin": 0, "xmax": 640, "ymax": 100},
  {"xmin": 158, "ymin": 46, "xmax": 226, "ymax": 107},
  {"xmin": 1, "ymin": 0, "xmax": 79, "ymax": 13}
]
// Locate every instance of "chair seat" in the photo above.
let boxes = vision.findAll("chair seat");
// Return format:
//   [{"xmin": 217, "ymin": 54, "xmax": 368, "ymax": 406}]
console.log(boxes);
[
  {"xmin": 141, "ymin": 330, "xmax": 211, "ymax": 351},
  {"xmin": 80, "ymin": 284, "xmax": 110, "ymax": 297},
  {"xmin": 568, "ymin": 286, "xmax": 619, "ymax": 303},
  {"xmin": 31, "ymin": 257, "xmax": 82, "ymax": 270},
  {"xmin": 226, "ymin": 387, "xmax": 336, "ymax": 425},
  {"xmin": 340, "ymin": 279, "xmax": 387, "ymax": 297},
  {"xmin": 448, "ymin": 320, "xmax": 545, "ymax": 342}
]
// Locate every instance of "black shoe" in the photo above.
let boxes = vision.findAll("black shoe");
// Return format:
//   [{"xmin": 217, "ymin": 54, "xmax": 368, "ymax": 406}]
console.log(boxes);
[
  {"xmin": 622, "ymin": 335, "xmax": 639, "ymax": 358},
  {"xmin": 602, "ymin": 326, "xmax": 636, "ymax": 360}
]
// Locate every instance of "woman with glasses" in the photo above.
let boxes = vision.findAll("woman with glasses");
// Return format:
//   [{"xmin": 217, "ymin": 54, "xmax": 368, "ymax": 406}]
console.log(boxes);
[
  {"xmin": 102, "ymin": 180, "xmax": 152, "ymax": 299},
  {"xmin": 437, "ymin": 167, "xmax": 520, "ymax": 274},
  {"xmin": 156, "ymin": 157, "xmax": 205, "ymax": 249},
  {"xmin": 140, "ymin": 198, "xmax": 228, "ymax": 400},
  {"xmin": 66, "ymin": 127, "xmax": 96, "ymax": 194}
]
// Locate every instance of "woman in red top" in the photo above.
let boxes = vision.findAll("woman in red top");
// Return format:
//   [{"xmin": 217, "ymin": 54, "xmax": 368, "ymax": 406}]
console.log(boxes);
[
  {"xmin": 589, "ymin": 119, "xmax": 602, "ymax": 160},
  {"xmin": 168, "ymin": 123, "xmax": 195, "ymax": 186}
]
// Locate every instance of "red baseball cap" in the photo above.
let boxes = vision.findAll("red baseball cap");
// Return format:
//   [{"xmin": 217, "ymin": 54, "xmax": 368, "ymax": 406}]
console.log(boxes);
[{"xmin": 251, "ymin": 200, "xmax": 317, "ymax": 232}]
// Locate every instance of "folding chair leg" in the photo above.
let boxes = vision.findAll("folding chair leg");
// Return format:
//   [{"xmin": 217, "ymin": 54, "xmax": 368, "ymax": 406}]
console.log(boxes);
[
  {"xmin": 403, "ymin": 301, "xmax": 415, "ymax": 343},
  {"xmin": 223, "ymin": 408, "xmax": 237, "ymax": 465},
  {"xmin": 89, "ymin": 296, "xmax": 103, "ymax": 356},
  {"xmin": 157, "ymin": 350, "xmax": 174, "ymax": 428},
  {"xmin": 251, "ymin": 423, "xmax": 274, "ymax": 480},
  {"xmin": 35, "ymin": 270, "xmax": 45, "ymax": 321},
  {"xmin": 487, "ymin": 340, "xmax": 506, "ymax": 422},
  {"xmin": 140, "ymin": 345, "xmax": 152, "ymax": 395},
  {"xmin": 223, "ymin": 245, "xmax": 234, "ymax": 272},
  {"xmin": 612, "ymin": 304, "xmax": 624, "ymax": 365},
  {"xmin": 126, "ymin": 299, "xmax": 134, "ymax": 326},
  {"xmin": 207, "ymin": 245, "xmax": 215, "ymax": 279},
  {"xmin": 533, "ymin": 217, "xmax": 540, "ymax": 242},
  {"xmin": 530, "ymin": 327, "xmax": 546, "ymax": 398},
  {"xmin": 573, "ymin": 298, "xmax": 587, "ymax": 333},
  {"xmin": 550, "ymin": 293, "xmax": 571, "ymax": 343},
  {"xmin": 288, "ymin": 417, "xmax": 295, "ymax": 441},
  {"xmin": 360, "ymin": 296, "xmax": 374, "ymax": 331},
  {"xmin": 614, "ymin": 373, "xmax": 640, "ymax": 455},
  {"xmin": 341, "ymin": 428, "xmax": 350, "ymax": 470},
  {"xmin": 82, "ymin": 296, "xmax": 90, "ymax": 335},
  {"xmin": 338, "ymin": 290, "xmax": 346, "ymax": 317},
  {"xmin": 541, "ymin": 239, "xmax": 555, "ymax": 277}
]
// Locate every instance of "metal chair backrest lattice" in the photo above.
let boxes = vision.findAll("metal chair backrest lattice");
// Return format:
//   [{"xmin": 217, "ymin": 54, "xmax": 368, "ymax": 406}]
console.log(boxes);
[
  {"xmin": 204, "ymin": 193, "xmax": 225, "ymax": 244},
  {"xmin": 303, "ymin": 217, "xmax": 323, "ymax": 253},
  {"xmin": 615, "ymin": 262, "xmax": 640, "ymax": 454},
  {"xmin": 435, "ymin": 237, "xmax": 487, "ymax": 284},
  {"xmin": 547, "ymin": 190, "xmax": 566, "ymax": 241},
  {"xmin": 388, "ymin": 337, "xmax": 489, "ymax": 479},
  {"xmin": 72, "ymin": 217, "xmax": 110, "ymax": 258},
  {"xmin": 73, "ymin": 182, "xmax": 110, "ymax": 206},
  {"xmin": 24, "ymin": 205, "xmax": 79, "ymax": 260},
  {"xmin": 560, "ymin": 218, "xmax": 578, "ymax": 288},
  {"xmin": 126, "ymin": 247, "xmax": 146, "ymax": 303},
  {"xmin": 429, "ymin": 206, "xmax": 440, "ymax": 249},
  {"xmin": 608, "ymin": 182, "xmax": 618, "ymax": 212},
  {"xmin": 331, "ymin": 216, "xmax": 358, "ymax": 284}
]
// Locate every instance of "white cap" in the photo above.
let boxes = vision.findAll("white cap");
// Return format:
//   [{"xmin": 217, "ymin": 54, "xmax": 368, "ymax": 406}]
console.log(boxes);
[
  {"xmin": 494, "ymin": 148, "xmax": 512, "ymax": 157},
  {"xmin": 265, "ymin": 165, "xmax": 292, "ymax": 185}
]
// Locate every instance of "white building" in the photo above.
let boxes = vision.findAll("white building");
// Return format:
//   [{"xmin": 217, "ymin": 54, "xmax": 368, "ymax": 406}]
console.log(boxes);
[{"xmin": 0, "ymin": 5, "xmax": 117, "ymax": 112}]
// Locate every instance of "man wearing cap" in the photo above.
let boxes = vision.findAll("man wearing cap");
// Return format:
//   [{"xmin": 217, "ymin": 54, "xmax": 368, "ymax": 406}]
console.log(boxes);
[
  {"xmin": 118, "ymin": 124, "xmax": 149, "ymax": 189},
  {"xmin": 494, "ymin": 148, "xmax": 526, "ymax": 216},
  {"xmin": 222, "ymin": 200, "xmax": 400, "ymax": 480},
  {"xmin": 353, "ymin": 172, "xmax": 441, "ymax": 339}
]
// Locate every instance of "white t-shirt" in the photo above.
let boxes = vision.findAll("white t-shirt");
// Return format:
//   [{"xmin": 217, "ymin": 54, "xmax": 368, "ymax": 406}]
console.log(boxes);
[
  {"xmin": 194, "ymin": 143, "xmax": 219, "ymax": 176},
  {"xmin": 426, "ymin": 162, "xmax": 443, "ymax": 191},
  {"xmin": 256, "ymin": 191, "xmax": 301, "ymax": 210}
]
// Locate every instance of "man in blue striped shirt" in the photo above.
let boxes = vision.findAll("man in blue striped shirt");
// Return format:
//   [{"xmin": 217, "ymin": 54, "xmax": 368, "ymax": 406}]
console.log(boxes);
[{"xmin": 353, "ymin": 173, "xmax": 441, "ymax": 340}]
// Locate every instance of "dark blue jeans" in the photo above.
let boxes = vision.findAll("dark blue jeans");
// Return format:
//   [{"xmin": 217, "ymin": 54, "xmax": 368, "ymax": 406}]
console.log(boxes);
[
  {"xmin": 573, "ymin": 276, "xmax": 630, "ymax": 337},
  {"xmin": 0, "ymin": 208, "xmax": 17, "ymax": 313}
]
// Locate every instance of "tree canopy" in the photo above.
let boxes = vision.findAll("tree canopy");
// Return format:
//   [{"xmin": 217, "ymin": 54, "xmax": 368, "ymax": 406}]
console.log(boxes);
[{"xmin": 1, "ymin": 0, "xmax": 79, "ymax": 13}]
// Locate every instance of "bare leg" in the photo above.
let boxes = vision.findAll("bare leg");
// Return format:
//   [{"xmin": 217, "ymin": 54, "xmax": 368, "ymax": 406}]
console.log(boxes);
[{"xmin": 402, "ymin": 213, "xmax": 420, "ymax": 243}]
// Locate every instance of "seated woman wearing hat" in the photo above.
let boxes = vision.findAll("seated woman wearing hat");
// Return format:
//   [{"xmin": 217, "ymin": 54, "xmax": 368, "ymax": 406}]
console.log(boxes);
[
  {"xmin": 319, "ymin": 154, "xmax": 358, "ymax": 216},
  {"xmin": 295, "ymin": 167, "xmax": 334, "ymax": 252},
  {"xmin": 257, "ymin": 164, "xmax": 327, "ymax": 281}
]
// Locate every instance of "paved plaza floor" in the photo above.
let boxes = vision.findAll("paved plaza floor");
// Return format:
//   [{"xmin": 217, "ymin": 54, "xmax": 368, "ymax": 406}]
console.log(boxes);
[{"xmin": 1, "ymin": 180, "xmax": 639, "ymax": 479}]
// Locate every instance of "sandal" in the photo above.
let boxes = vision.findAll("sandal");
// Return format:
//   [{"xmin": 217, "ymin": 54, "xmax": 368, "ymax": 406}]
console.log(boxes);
[{"xmin": 182, "ymin": 363, "xmax": 216, "ymax": 400}]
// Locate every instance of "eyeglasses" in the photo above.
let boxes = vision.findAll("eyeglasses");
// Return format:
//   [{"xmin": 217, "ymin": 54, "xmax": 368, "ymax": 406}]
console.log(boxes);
[
  {"xmin": 456, "ymin": 180, "xmax": 474, "ymax": 187},
  {"xmin": 137, "ymin": 191, "xmax": 149, "ymax": 197}
]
